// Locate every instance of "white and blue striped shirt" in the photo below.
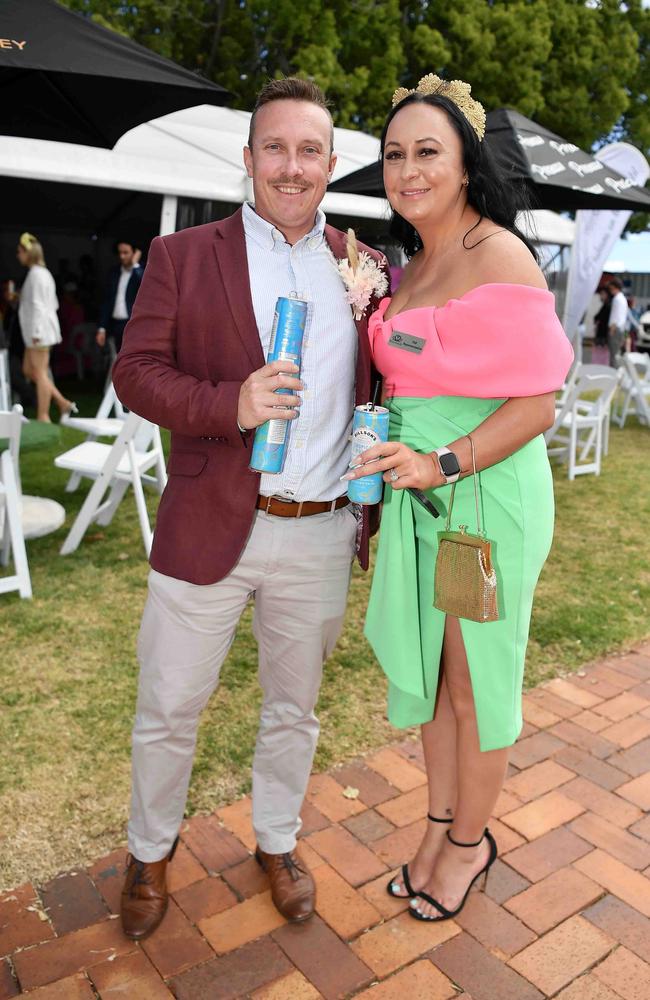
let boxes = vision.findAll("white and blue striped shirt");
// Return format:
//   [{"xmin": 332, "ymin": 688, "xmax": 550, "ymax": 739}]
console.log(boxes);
[{"xmin": 242, "ymin": 202, "xmax": 358, "ymax": 502}]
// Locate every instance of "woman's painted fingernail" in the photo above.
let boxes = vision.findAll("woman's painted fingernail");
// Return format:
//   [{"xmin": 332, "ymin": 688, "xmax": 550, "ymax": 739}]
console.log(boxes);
[{"xmin": 340, "ymin": 472, "xmax": 354, "ymax": 481}]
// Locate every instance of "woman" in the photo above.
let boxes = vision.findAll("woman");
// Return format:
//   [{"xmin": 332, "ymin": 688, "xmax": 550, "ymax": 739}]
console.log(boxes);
[
  {"xmin": 343, "ymin": 76, "xmax": 573, "ymax": 922},
  {"xmin": 17, "ymin": 232, "xmax": 76, "ymax": 422}
]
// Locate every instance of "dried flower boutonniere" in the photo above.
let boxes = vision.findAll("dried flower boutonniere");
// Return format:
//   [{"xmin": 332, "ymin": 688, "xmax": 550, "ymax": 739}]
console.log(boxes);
[{"xmin": 336, "ymin": 229, "xmax": 388, "ymax": 321}]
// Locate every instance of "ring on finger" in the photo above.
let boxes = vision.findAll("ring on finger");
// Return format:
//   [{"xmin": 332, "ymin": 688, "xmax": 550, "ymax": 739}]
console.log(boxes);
[{"xmin": 389, "ymin": 468, "xmax": 399, "ymax": 482}]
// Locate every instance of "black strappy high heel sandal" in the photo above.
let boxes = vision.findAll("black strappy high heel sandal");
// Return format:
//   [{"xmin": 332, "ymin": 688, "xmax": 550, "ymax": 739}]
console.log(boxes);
[
  {"xmin": 408, "ymin": 827, "xmax": 498, "ymax": 921},
  {"xmin": 386, "ymin": 814, "xmax": 453, "ymax": 898}
]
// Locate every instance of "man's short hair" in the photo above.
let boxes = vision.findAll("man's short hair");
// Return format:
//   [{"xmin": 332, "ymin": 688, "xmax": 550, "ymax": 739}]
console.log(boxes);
[
  {"xmin": 248, "ymin": 77, "xmax": 334, "ymax": 151},
  {"xmin": 114, "ymin": 240, "xmax": 135, "ymax": 252},
  {"xmin": 607, "ymin": 276, "xmax": 624, "ymax": 290}
]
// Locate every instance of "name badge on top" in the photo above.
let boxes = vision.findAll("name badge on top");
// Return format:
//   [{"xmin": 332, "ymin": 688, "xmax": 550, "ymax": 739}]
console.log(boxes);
[{"xmin": 388, "ymin": 330, "xmax": 425, "ymax": 354}]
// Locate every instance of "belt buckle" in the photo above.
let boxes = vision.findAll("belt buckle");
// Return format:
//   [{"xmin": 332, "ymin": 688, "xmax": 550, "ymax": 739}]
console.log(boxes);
[{"xmin": 270, "ymin": 495, "xmax": 297, "ymax": 517}]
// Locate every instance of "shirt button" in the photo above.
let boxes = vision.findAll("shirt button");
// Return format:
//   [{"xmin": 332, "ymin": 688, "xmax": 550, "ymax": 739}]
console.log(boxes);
[{"xmin": 295, "ymin": 441, "xmax": 304, "ymax": 449}]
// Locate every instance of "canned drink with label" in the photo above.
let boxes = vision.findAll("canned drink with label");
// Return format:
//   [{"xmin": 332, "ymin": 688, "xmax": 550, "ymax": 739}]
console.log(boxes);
[
  {"xmin": 250, "ymin": 295, "xmax": 309, "ymax": 474},
  {"xmin": 347, "ymin": 404, "xmax": 390, "ymax": 504}
]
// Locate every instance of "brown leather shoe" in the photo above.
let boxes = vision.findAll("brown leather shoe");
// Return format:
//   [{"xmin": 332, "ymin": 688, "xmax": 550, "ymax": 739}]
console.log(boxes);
[
  {"xmin": 120, "ymin": 837, "xmax": 178, "ymax": 940},
  {"xmin": 255, "ymin": 846, "xmax": 315, "ymax": 922}
]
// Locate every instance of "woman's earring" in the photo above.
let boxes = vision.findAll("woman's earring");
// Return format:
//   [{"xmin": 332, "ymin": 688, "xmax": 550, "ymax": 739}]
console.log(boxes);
[{"xmin": 463, "ymin": 177, "xmax": 469, "ymax": 187}]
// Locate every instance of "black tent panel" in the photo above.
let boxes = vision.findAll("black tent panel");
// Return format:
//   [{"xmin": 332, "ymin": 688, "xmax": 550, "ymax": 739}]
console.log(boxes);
[
  {"xmin": 1, "ymin": 0, "xmax": 230, "ymax": 147},
  {"xmin": 329, "ymin": 108, "xmax": 650, "ymax": 214}
]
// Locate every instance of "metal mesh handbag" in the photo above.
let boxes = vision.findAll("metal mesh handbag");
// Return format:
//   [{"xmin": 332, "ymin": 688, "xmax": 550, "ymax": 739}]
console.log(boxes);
[{"xmin": 433, "ymin": 435, "xmax": 499, "ymax": 623}]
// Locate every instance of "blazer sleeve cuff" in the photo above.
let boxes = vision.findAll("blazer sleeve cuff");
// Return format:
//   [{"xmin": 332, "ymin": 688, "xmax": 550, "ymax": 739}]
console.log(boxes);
[{"xmin": 203, "ymin": 380, "xmax": 251, "ymax": 448}]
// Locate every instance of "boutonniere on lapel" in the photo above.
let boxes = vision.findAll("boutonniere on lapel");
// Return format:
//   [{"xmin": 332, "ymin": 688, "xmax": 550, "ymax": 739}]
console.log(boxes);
[{"xmin": 336, "ymin": 229, "xmax": 388, "ymax": 321}]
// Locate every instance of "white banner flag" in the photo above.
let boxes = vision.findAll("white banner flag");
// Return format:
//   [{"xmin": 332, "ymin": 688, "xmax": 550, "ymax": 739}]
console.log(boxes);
[{"xmin": 562, "ymin": 143, "xmax": 650, "ymax": 338}]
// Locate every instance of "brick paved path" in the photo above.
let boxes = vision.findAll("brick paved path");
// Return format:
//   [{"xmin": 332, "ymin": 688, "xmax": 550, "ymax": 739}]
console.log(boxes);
[{"xmin": 2, "ymin": 645, "xmax": 650, "ymax": 999}]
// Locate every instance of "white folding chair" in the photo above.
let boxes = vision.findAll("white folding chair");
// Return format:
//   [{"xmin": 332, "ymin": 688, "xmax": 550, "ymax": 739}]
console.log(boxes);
[
  {"xmin": 576, "ymin": 364, "xmax": 620, "ymax": 455},
  {"xmin": 546, "ymin": 369, "xmax": 620, "ymax": 479},
  {"xmin": 0, "ymin": 405, "xmax": 32, "ymax": 598},
  {"xmin": 0, "ymin": 348, "xmax": 11, "ymax": 411},
  {"xmin": 60, "ymin": 382, "xmax": 127, "ymax": 493},
  {"xmin": 611, "ymin": 353, "xmax": 650, "ymax": 428},
  {"xmin": 54, "ymin": 412, "xmax": 167, "ymax": 556},
  {"xmin": 556, "ymin": 359, "xmax": 581, "ymax": 410}
]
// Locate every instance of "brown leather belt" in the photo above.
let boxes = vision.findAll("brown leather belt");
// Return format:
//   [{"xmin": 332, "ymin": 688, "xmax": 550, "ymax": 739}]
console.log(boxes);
[{"xmin": 256, "ymin": 494, "xmax": 350, "ymax": 518}]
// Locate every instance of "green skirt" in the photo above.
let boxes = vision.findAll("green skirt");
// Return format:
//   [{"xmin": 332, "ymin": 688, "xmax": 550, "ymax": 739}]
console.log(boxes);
[{"xmin": 364, "ymin": 396, "xmax": 555, "ymax": 751}]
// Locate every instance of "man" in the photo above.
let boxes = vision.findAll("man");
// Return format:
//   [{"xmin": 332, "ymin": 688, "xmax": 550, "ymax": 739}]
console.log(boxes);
[
  {"xmin": 112, "ymin": 77, "xmax": 387, "ymax": 941},
  {"xmin": 606, "ymin": 276, "xmax": 628, "ymax": 368},
  {"xmin": 96, "ymin": 241, "xmax": 143, "ymax": 353}
]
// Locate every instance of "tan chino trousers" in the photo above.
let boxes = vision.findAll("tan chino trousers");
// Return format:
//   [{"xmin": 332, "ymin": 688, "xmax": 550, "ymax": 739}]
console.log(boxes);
[{"xmin": 128, "ymin": 506, "xmax": 357, "ymax": 861}]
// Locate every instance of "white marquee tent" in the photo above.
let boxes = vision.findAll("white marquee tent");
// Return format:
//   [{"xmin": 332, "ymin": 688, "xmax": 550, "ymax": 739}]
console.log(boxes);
[{"xmin": 0, "ymin": 104, "xmax": 575, "ymax": 245}]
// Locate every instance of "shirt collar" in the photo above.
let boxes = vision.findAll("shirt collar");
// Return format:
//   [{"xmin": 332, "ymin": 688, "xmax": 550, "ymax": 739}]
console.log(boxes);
[{"xmin": 242, "ymin": 201, "xmax": 326, "ymax": 252}]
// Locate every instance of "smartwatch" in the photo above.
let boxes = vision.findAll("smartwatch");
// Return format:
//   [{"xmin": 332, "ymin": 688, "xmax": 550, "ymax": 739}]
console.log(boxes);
[{"xmin": 432, "ymin": 447, "xmax": 461, "ymax": 485}]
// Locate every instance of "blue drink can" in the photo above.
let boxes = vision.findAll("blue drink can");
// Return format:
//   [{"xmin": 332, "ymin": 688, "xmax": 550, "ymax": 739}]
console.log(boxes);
[
  {"xmin": 347, "ymin": 404, "xmax": 390, "ymax": 504},
  {"xmin": 250, "ymin": 295, "xmax": 309, "ymax": 474}
]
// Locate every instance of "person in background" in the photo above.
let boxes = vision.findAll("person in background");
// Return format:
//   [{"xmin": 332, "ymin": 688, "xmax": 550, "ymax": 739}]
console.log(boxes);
[
  {"xmin": 96, "ymin": 241, "xmax": 143, "ymax": 353},
  {"xmin": 593, "ymin": 287, "xmax": 611, "ymax": 347},
  {"xmin": 626, "ymin": 295, "xmax": 641, "ymax": 352},
  {"xmin": 606, "ymin": 277, "xmax": 628, "ymax": 367},
  {"xmin": 0, "ymin": 280, "xmax": 16, "ymax": 345},
  {"xmin": 16, "ymin": 232, "xmax": 76, "ymax": 422},
  {"xmin": 54, "ymin": 257, "xmax": 77, "ymax": 296},
  {"xmin": 1, "ymin": 279, "xmax": 34, "ymax": 408},
  {"xmin": 59, "ymin": 282, "xmax": 85, "ymax": 345}
]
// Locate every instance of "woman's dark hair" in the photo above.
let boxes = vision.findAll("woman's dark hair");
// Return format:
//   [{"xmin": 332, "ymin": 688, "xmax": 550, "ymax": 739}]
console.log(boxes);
[{"xmin": 380, "ymin": 93, "xmax": 538, "ymax": 262}]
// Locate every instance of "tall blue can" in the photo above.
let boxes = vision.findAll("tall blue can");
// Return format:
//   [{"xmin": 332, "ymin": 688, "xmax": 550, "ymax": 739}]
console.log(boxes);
[
  {"xmin": 250, "ymin": 295, "xmax": 309, "ymax": 474},
  {"xmin": 347, "ymin": 404, "xmax": 390, "ymax": 504}
]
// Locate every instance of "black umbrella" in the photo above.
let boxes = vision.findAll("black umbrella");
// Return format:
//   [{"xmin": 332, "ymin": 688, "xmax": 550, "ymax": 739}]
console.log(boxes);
[
  {"xmin": 330, "ymin": 107, "xmax": 650, "ymax": 213},
  {"xmin": 1, "ymin": 0, "xmax": 230, "ymax": 148}
]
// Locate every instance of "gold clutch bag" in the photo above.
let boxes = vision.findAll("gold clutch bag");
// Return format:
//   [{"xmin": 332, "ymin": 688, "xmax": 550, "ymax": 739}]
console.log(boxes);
[{"xmin": 433, "ymin": 435, "xmax": 499, "ymax": 623}]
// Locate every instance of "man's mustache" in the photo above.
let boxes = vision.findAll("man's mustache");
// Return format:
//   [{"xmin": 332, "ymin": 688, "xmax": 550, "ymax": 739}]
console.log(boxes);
[{"xmin": 272, "ymin": 178, "xmax": 312, "ymax": 188}]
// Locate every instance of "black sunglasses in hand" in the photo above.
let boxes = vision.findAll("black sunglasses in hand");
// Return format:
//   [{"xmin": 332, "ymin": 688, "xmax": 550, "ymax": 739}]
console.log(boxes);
[{"xmin": 407, "ymin": 488, "xmax": 441, "ymax": 518}]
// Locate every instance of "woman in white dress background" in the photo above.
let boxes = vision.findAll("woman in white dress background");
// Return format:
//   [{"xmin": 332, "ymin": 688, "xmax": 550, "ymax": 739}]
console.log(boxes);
[{"xmin": 17, "ymin": 232, "xmax": 75, "ymax": 422}]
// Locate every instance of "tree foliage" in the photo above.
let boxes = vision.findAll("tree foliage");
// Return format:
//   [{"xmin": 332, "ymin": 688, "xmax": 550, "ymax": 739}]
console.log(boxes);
[{"xmin": 62, "ymin": 0, "xmax": 648, "ymax": 156}]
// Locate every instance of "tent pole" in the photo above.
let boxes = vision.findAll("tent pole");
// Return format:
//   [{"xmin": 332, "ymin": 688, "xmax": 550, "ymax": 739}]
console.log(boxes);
[{"xmin": 159, "ymin": 195, "xmax": 177, "ymax": 236}]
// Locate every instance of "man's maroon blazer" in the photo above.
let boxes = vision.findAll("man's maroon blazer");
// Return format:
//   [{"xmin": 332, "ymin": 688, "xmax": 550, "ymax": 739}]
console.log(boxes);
[{"xmin": 112, "ymin": 208, "xmax": 388, "ymax": 585}]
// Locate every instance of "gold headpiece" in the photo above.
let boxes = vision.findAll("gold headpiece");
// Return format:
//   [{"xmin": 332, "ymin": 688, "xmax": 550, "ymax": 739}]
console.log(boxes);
[
  {"xmin": 392, "ymin": 74, "xmax": 486, "ymax": 141},
  {"xmin": 19, "ymin": 232, "xmax": 37, "ymax": 250}
]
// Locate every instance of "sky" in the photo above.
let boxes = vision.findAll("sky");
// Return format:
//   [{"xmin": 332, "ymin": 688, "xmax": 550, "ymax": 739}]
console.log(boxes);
[{"xmin": 605, "ymin": 231, "xmax": 650, "ymax": 273}]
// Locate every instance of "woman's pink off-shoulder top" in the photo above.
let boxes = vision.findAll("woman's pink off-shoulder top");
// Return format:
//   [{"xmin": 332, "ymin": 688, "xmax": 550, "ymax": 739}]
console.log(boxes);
[{"xmin": 368, "ymin": 283, "xmax": 574, "ymax": 398}]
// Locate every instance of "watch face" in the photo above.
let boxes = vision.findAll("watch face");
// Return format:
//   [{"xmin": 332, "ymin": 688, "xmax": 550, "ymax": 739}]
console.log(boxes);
[{"xmin": 439, "ymin": 451, "xmax": 461, "ymax": 477}]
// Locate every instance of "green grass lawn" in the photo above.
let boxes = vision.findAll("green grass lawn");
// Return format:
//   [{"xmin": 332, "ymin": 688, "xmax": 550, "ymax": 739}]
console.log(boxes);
[{"xmin": 1, "ymin": 380, "xmax": 649, "ymax": 889}]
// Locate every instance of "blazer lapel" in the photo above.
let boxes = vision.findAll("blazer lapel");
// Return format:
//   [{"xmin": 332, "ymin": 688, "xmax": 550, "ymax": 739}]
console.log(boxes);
[{"xmin": 212, "ymin": 209, "xmax": 265, "ymax": 371}]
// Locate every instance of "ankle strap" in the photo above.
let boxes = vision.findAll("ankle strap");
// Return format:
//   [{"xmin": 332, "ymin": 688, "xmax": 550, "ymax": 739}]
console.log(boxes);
[
  {"xmin": 447, "ymin": 827, "xmax": 487, "ymax": 848},
  {"xmin": 427, "ymin": 813, "xmax": 453, "ymax": 824}
]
